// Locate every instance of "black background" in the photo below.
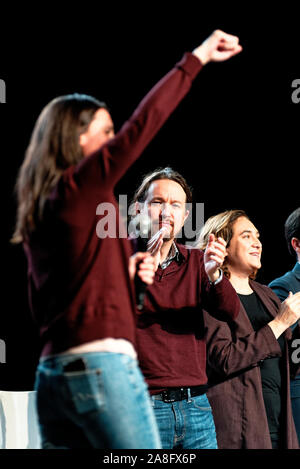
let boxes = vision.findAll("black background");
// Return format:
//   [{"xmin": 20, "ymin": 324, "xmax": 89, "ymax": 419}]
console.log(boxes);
[{"xmin": 0, "ymin": 6, "xmax": 299, "ymax": 390}]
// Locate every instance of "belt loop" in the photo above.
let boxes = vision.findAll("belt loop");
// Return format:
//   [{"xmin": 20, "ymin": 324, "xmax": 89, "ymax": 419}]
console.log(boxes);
[{"xmin": 187, "ymin": 387, "xmax": 192, "ymax": 403}]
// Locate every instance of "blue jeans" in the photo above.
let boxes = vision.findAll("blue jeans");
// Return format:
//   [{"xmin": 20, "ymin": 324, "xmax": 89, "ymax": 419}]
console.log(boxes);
[
  {"xmin": 34, "ymin": 352, "xmax": 161, "ymax": 449},
  {"xmin": 151, "ymin": 392, "xmax": 217, "ymax": 449}
]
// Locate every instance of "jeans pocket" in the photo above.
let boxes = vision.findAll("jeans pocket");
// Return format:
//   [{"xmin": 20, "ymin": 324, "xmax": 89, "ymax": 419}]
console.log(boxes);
[
  {"xmin": 191, "ymin": 394, "xmax": 212, "ymax": 412},
  {"xmin": 64, "ymin": 368, "xmax": 105, "ymax": 414}
]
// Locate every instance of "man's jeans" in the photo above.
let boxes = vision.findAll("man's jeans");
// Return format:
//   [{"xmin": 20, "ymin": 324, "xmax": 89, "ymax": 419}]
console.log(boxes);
[
  {"xmin": 34, "ymin": 352, "xmax": 161, "ymax": 449},
  {"xmin": 151, "ymin": 392, "xmax": 217, "ymax": 449}
]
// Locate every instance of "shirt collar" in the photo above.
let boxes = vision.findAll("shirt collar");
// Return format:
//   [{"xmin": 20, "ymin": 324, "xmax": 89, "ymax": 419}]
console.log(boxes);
[{"xmin": 160, "ymin": 242, "xmax": 181, "ymax": 269}]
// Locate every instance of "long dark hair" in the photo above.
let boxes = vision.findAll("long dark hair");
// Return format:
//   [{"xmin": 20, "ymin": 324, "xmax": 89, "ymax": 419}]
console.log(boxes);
[{"xmin": 11, "ymin": 93, "xmax": 107, "ymax": 243}]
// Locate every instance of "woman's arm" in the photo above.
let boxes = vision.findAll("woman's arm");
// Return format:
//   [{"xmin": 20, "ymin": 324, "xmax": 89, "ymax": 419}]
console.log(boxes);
[
  {"xmin": 55, "ymin": 31, "xmax": 242, "ymax": 222},
  {"xmin": 204, "ymin": 310, "xmax": 282, "ymax": 378}
]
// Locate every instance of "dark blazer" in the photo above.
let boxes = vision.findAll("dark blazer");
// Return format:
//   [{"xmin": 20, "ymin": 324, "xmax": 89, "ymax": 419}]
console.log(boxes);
[
  {"xmin": 269, "ymin": 263, "xmax": 300, "ymax": 384},
  {"xmin": 269, "ymin": 263, "xmax": 300, "ymax": 441},
  {"xmin": 204, "ymin": 280, "xmax": 300, "ymax": 449},
  {"xmin": 269, "ymin": 263, "xmax": 300, "ymax": 301}
]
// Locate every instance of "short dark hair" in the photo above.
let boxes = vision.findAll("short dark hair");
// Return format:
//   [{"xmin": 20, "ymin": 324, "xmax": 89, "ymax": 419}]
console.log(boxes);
[
  {"xmin": 132, "ymin": 167, "xmax": 193, "ymax": 204},
  {"xmin": 285, "ymin": 207, "xmax": 300, "ymax": 256}
]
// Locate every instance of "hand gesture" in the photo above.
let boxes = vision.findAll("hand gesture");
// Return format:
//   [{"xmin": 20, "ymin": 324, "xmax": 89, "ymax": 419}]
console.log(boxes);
[
  {"xmin": 128, "ymin": 252, "xmax": 155, "ymax": 284},
  {"xmin": 276, "ymin": 292, "xmax": 300, "ymax": 328},
  {"xmin": 193, "ymin": 29, "xmax": 242, "ymax": 65},
  {"xmin": 204, "ymin": 234, "xmax": 227, "ymax": 283},
  {"xmin": 269, "ymin": 291, "xmax": 300, "ymax": 338}
]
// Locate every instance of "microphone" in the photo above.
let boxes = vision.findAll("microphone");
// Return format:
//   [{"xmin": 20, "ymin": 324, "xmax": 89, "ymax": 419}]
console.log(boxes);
[{"xmin": 130, "ymin": 213, "xmax": 151, "ymax": 310}]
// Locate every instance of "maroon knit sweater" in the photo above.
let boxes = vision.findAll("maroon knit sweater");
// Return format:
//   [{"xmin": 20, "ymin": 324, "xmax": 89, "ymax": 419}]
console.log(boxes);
[
  {"xmin": 23, "ymin": 53, "xmax": 203, "ymax": 357},
  {"xmin": 136, "ymin": 243, "xmax": 240, "ymax": 392}
]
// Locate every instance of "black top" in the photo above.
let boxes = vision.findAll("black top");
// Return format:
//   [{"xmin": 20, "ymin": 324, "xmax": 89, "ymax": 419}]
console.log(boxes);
[{"xmin": 238, "ymin": 292, "xmax": 285, "ymax": 448}]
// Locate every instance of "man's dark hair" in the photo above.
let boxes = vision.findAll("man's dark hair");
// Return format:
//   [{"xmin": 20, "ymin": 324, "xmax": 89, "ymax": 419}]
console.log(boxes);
[
  {"xmin": 132, "ymin": 167, "xmax": 193, "ymax": 204},
  {"xmin": 285, "ymin": 207, "xmax": 300, "ymax": 256}
]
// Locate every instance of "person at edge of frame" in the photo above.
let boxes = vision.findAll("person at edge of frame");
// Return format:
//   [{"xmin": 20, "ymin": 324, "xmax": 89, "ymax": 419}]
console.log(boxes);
[
  {"xmin": 269, "ymin": 207, "xmax": 300, "ymax": 445},
  {"xmin": 130, "ymin": 167, "xmax": 241, "ymax": 449},
  {"xmin": 10, "ymin": 30, "xmax": 242, "ymax": 448},
  {"xmin": 197, "ymin": 209, "xmax": 300, "ymax": 449}
]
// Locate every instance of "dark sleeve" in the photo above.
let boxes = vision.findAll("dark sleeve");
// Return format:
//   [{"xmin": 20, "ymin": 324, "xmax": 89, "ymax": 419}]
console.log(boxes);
[
  {"xmin": 204, "ymin": 310, "xmax": 282, "ymax": 378},
  {"xmin": 51, "ymin": 53, "xmax": 203, "ymax": 223},
  {"xmin": 269, "ymin": 278, "xmax": 290, "ymax": 302}
]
